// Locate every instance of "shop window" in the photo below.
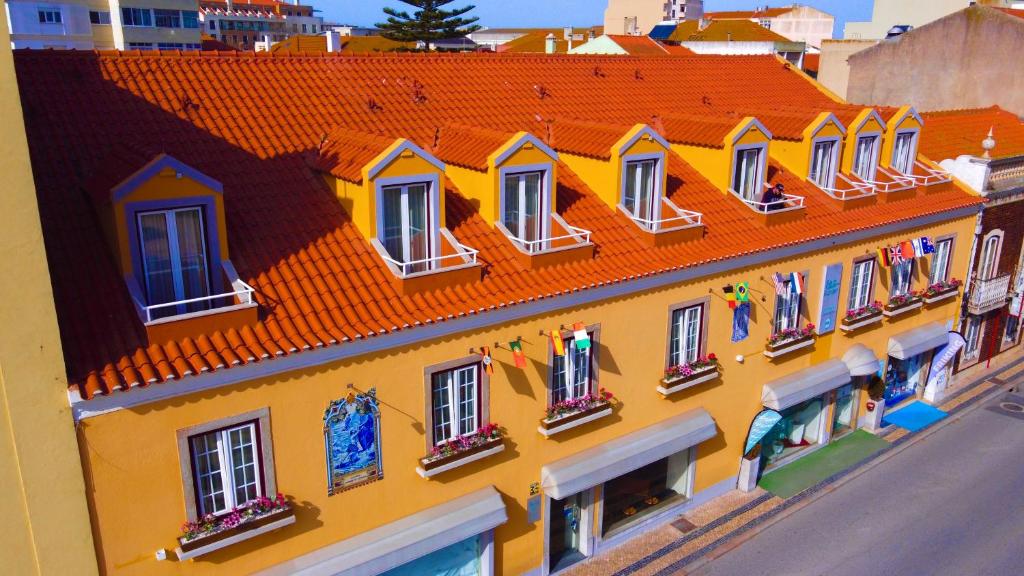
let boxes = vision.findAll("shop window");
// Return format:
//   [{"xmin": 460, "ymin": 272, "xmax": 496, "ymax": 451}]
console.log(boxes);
[
  {"xmin": 668, "ymin": 303, "xmax": 704, "ymax": 367},
  {"xmin": 136, "ymin": 207, "xmax": 212, "ymax": 319},
  {"xmin": 623, "ymin": 159, "xmax": 658, "ymax": 229},
  {"xmin": 177, "ymin": 408, "xmax": 276, "ymax": 521},
  {"xmin": 380, "ymin": 182, "xmax": 433, "ymax": 274},
  {"xmin": 382, "ymin": 535, "xmax": 483, "ymax": 575},
  {"xmin": 832, "ymin": 384, "xmax": 856, "ymax": 437},
  {"xmin": 891, "ymin": 131, "xmax": 918, "ymax": 174},
  {"xmin": 809, "ymin": 139, "xmax": 839, "ymax": 189},
  {"xmin": 849, "ymin": 258, "xmax": 875, "ymax": 310},
  {"xmin": 761, "ymin": 397, "xmax": 825, "ymax": 468},
  {"xmin": 732, "ymin": 146, "xmax": 764, "ymax": 202},
  {"xmin": 601, "ymin": 450, "xmax": 691, "ymax": 537},
  {"xmin": 930, "ymin": 238, "xmax": 953, "ymax": 284},
  {"xmin": 1003, "ymin": 315, "xmax": 1020, "ymax": 345},
  {"xmin": 890, "ymin": 259, "xmax": 913, "ymax": 297},
  {"xmin": 884, "ymin": 353, "xmax": 929, "ymax": 405},
  {"xmin": 773, "ymin": 278, "xmax": 802, "ymax": 334},
  {"xmin": 853, "ymin": 135, "xmax": 879, "ymax": 180},
  {"xmin": 551, "ymin": 332, "xmax": 595, "ymax": 404},
  {"xmin": 430, "ymin": 364, "xmax": 480, "ymax": 445},
  {"xmin": 502, "ymin": 170, "xmax": 546, "ymax": 251}
]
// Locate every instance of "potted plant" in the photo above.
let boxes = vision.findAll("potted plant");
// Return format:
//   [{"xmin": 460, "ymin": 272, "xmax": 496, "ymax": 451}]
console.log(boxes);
[
  {"xmin": 659, "ymin": 354, "xmax": 720, "ymax": 395},
  {"xmin": 923, "ymin": 278, "xmax": 962, "ymax": 303},
  {"xmin": 540, "ymin": 388, "xmax": 614, "ymax": 433},
  {"xmin": 883, "ymin": 290, "xmax": 923, "ymax": 316},
  {"xmin": 764, "ymin": 323, "xmax": 816, "ymax": 357},
  {"xmin": 177, "ymin": 494, "xmax": 294, "ymax": 558},
  {"xmin": 419, "ymin": 423, "xmax": 505, "ymax": 473},
  {"xmin": 841, "ymin": 300, "xmax": 884, "ymax": 331}
]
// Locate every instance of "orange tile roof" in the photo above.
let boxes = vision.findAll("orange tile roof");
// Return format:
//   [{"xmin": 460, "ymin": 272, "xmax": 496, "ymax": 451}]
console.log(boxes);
[
  {"xmin": 993, "ymin": 8, "xmax": 1024, "ymax": 20},
  {"xmin": 606, "ymin": 35, "xmax": 678, "ymax": 56},
  {"xmin": 433, "ymin": 124, "xmax": 514, "ymax": 171},
  {"xmin": 660, "ymin": 113, "xmax": 740, "ymax": 148},
  {"xmin": 201, "ymin": 34, "xmax": 237, "ymax": 52},
  {"xmin": 705, "ymin": 8, "xmax": 793, "ymax": 19},
  {"xmin": 669, "ymin": 19, "xmax": 794, "ymax": 43},
  {"xmin": 270, "ymin": 35, "xmax": 414, "ymax": 54},
  {"xmin": 316, "ymin": 128, "xmax": 398, "ymax": 183},
  {"xmin": 802, "ymin": 53, "xmax": 819, "ymax": 74},
  {"xmin": 920, "ymin": 106, "xmax": 1024, "ymax": 160},
  {"xmin": 10, "ymin": 50, "xmax": 981, "ymax": 400},
  {"xmin": 499, "ymin": 31, "xmax": 571, "ymax": 54}
]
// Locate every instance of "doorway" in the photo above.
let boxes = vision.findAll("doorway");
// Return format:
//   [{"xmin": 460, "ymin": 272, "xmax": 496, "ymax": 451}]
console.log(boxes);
[{"xmin": 548, "ymin": 491, "xmax": 588, "ymax": 573}]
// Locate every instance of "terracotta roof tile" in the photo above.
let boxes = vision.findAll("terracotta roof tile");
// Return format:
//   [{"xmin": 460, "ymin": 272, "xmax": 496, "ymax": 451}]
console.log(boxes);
[
  {"xmin": 10, "ymin": 50, "xmax": 982, "ymax": 400},
  {"xmin": 920, "ymin": 106, "xmax": 1024, "ymax": 160},
  {"xmin": 659, "ymin": 113, "xmax": 739, "ymax": 147},
  {"xmin": 316, "ymin": 127, "xmax": 398, "ymax": 183},
  {"xmin": 605, "ymin": 35, "xmax": 679, "ymax": 56},
  {"xmin": 433, "ymin": 123, "xmax": 514, "ymax": 171},
  {"xmin": 670, "ymin": 19, "xmax": 793, "ymax": 43}
]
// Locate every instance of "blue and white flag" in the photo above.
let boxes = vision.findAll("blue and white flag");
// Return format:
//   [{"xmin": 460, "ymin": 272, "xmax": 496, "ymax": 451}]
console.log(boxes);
[
  {"xmin": 732, "ymin": 302, "xmax": 750, "ymax": 342},
  {"xmin": 744, "ymin": 409, "xmax": 783, "ymax": 456}
]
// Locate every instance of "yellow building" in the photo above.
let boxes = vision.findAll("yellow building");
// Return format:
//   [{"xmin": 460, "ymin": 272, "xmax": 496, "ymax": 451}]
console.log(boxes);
[
  {"xmin": 11, "ymin": 47, "xmax": 981, "ymax": 575},
  {"xmin": 0, "ymin": 12, "xmax": 98, "ymax": 576}
]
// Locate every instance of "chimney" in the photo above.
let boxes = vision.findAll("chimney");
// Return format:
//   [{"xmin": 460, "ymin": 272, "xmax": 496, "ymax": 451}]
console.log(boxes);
[
  {"xmin": 325, "ymin": 30, "xmax": 341, "ymax": 52},
  {"xmin": 588, "ymin": 28, "xmax": 596, "ymax": 41},
  {"xmin": 545, "ymin": 33, "xmax": 556, "ymax": 54},
  {"xmin": 564, "ymin": 26, "xmax": 572, "ymax": 40},
  {"xmin": 226, "ymin": 0, "xmax": 234, "ymax": 11}
]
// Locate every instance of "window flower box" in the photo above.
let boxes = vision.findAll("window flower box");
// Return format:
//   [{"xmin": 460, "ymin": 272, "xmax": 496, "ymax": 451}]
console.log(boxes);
[
  {"xmin": 416, "ymin": 424, "xmax": 505, "ymax": 478},
  {"xmin": 883, "ymin": 292, "xmax": 923, "ymax": 317},
  {"xmin": 923, "ymin": 279, "xmax": 961, "ymax": 304},
  {"xmin": 658, "ymin": 354, "xmax": 720, "ymax": 396},
  {"xmin": 176, "ymin": 495, "xmax": 295, "ymax": 560},
  {"xmin": 763, "ymin": 324, "xmax": 816, "ymax": 358},
  {"xmin": 538, "ymin": 389, "xmax": 614, "ymax": 437},
  {"xmin": 840, "ymin": 301, "xmax": 884, "ymax": 332}
]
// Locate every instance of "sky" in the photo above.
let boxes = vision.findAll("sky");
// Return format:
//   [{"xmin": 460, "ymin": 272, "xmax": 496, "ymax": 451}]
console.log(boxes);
[{"xmin": 322, "ymin": 1, "xmax": 876, "ymax": 38}]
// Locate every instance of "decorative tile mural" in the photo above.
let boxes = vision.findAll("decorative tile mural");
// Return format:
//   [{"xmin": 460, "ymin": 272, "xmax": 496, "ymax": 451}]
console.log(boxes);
[{"xmin": 324, "ymin": 388, "xmax": 383, "ymax": 495}]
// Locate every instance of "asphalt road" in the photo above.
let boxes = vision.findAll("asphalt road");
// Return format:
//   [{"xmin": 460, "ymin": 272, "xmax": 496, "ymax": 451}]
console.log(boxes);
[{"xmin": 692, "ymin": 387, "xmax": 1024, "ymax": 576}]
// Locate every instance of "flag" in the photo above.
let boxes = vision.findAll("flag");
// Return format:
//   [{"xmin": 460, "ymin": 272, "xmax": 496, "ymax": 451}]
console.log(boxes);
[
  {"xmin": 572, "ymin": 322, "xmax": 591, "ymax": 350},
  {"xmin": 732, "ymin": 302, "xmax": 750, "ymax": 342},
  {"xmin": 890, "ymin": 245, "xmax": 902, "ymax": 264},
  {"xmin": 912, "ymin": 238, "xmax": 924, "ymax": 258},
  {"xmin": 735, "ymin": 282, "xmax": 750, "ymax": 303},
  {"xmin": 900, "ymin": 241, "xmax": 915, "ymax": 260},
  {"xmin": 724, "ymin": 285, "xmax": 736, "ymax": 309},
  {"xmin": 481, "ymin": 346, "xmax": 494, "ymax": 375},
  {"xmin": 509, "ymin": 340, "xmax": 527, "ymax": 369},
  {"xmin": 550, "ymin": 331, "xmax": 565, "ymax": 356},
  {"xmin": 921, "ymin": 237, "xmax": 935, "ymax": 254},
  {"xmin": 772, "ymin": 272, "xmax": 787, "ymax": 295},
  {"xmin": 790, "ymin": 272, "xmax": 804, "ymax": 295},
  {"xmin": 877, "ymin": 248, "xmax": 891, "ymax": 267}
]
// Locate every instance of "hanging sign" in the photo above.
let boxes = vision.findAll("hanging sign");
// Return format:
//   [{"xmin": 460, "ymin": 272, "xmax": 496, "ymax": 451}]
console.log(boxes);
[
  {"xmin": 817, "ymin": 263, "xmax": 843, "ymax": 335},
  {"xmin": 744, "ymin": 409, "xmax": 783, "ymax": 456}
]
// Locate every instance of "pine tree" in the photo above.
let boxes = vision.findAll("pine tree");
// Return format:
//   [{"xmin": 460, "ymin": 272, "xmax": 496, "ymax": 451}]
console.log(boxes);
[{"xmin": 377, "ymin": 0, "xmax": 482, "ymax": 43}]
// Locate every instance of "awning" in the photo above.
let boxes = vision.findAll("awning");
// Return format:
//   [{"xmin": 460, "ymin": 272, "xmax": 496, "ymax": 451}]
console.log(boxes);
[
  {"xmin": 887, "ymin": 322, "xmax": 949, "ymax": 360},
  {"xmin": 762, "ymin": 359, "xmax": 851, "ymax": 411},
  {"xmin": 842, "ymin": 343, "xmax": 882, "ymax": 377},
  {"xmin": 256, "ymin": 486, "xmax": 507, "ymax": 576},
  {"xmin": 541, "ymin": 408, "xmax": 716, "ymax": 500}
]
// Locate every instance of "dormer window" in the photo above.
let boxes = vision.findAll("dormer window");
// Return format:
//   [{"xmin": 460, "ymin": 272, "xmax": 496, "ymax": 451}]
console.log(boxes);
[
  {"xmin": 137, "ymin": 207, "xmax": 211, "ymax": 319},
  {"xmin": 381, "ymin": 182, "xmax": 433, "ymax": 274},
  {"xmin": 809, "ymin": 139, "xmax": 839, "ymax": 189},
  {"xmin": 501, "ymin": 170, "xmax": 547, "ymax": 252},
  {"xmin": 891, "ymin": 131, "xmax": 917, "ymax": 174},
  {"xmin": 623, "ymin": 159, "xmax": 658, "ymax": 228},
  {"xmin": 853, "ymin": 135, "xmax": 880, "ymax": 180},
  {"xmin": 732, "ymin": 147, "xmax": 764, "ymax": 202}
]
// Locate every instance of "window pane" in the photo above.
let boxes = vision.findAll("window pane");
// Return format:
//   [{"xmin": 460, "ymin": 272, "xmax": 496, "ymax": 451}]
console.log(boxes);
[
  {"xmin": 432, "ymin": 373, "xmax": 452, "ymax": 443},
  {"xmin": 684, "ymin": 306, "xmax": 701, "ymax": 363},
  {"xmin": 502, "ymin": 174, "xmax": 520, "ymax": 233},
  {"xmin": 570, "ymin": 339, "xmax": 590, "ymax": 398},
  {"xmin": 524, "ymin": 173, "xmax": 542, "ymax": 242},
  {"xmin": 138, "ymin": 212, "xmax": 176, "ymax": 307},
  {"xmin": 551, "ymin": 354, "xmax": 568, "ymax": 404},
  {"xmin": 669, "ymin": 309, "xmax": 683, "ymax": 366},
  {"xmin": 637, "ymin": 161, "xmax": 655, "ymax": 221},
  {"xmin": 191, "ymin": 432, "xmax": 227, "ymax": 515},
  {"xmin": 228, "ymin": 425, "xmax": 259, "ymax": 506},
  {"xmin": 174, "ymin": 208, "xmax": 210, "ymax": 309},
  {"xmin": 407, "ymin": 184, "xmax": 429, "ymax": 271},
  {"xmin": 381, "ymin": 186, "xmax": 404, "ymax": 263},
  {"xmin": 456, "ymin": 366, "xmax": 477, "ymax": 435},
  {"xmin": 854, "ymin": 136, "xmax": 876, "ymax": 179},
  {"xmin": 624, "ymin": 163, "xmax": 637, "ymax": 214}
]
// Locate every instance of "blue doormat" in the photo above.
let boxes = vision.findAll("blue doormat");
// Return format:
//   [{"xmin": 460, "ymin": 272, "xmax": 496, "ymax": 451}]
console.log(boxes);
[{"xmin": 881, "ymin": 401, "xmax": 948, "ymax": 432}]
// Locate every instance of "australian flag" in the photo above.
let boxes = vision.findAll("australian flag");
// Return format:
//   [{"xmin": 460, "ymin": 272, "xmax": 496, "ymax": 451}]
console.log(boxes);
[{"xmin": 921, "ymin": 237, "xmax": 935, "ymax": 254}]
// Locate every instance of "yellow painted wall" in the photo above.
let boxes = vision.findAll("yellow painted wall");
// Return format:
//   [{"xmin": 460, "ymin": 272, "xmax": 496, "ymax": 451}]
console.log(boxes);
[
  {"xmin": 842, "ymin": 110, "xmax": 887, "ymax": 174},
  {"xmin": 770, "ymin": 116, "xmax": 846, "ymax": 180},
  {"xmin": 0, "ymin": 12, "xmax": 98, "ymax": 575},
  {"xmin": 560, "ymin": 152, "xmax": 618, "ymax": 209},
  {"xmin": 77, "ymin": 212, "xmax": 974, "ymax": 575}
]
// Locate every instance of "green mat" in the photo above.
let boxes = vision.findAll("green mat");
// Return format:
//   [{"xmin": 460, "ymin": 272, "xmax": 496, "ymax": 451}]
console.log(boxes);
[{"xmin": 758, "ymin": 430, "xmax": 889, "ymax": 499}]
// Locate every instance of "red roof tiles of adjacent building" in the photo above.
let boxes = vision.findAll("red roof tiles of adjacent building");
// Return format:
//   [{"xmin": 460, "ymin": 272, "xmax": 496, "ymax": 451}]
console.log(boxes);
[
  {"xmin": 920, "ymin": 106, "xmax": 1024, "ymax": 160},
  {"xmin": 270, "ymin": 34, "xmax": 414, "ymax": 54},
  {"xmin": 433, "ymin": 124, "xmax": 515, "ymax": 171},
  {"xmin": 316, "ymin": 128, "xmax": 398, "ymax": 183},
  {"xmin": 993, "ymin": 8, "xmax": 1024, "ymax": 20},
  {"xmin": 705, "ymin": 7, "xmax": 794, "ymax": 19},
  {"xmin": 802, "ymin": 53, "xmax": 819, "ymax": 74},
  {"xmin": 660, "ymin": 113, "xmax": 740, "ymax": 148},
  {"xmin": 11, "ymin": 50, "xmax": 981, "ymax": 400},
  {"xmin": 669, "ymin": 19, "xmax": 793, "ymax": 43},
  {"xmin": 605, "ymin": 35, "xmax": 686, "ymax": 56}
]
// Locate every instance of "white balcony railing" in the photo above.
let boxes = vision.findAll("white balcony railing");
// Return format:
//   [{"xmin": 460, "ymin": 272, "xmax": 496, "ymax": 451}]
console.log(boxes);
[
  {"xmin": 501, "ymin": 215, "xmax": 592, "ymax": 254},
  {"xmin": 380, "ymin": 242, "xmax": 479, "ymax": 277},
  {"xmin": 730, "ymin": 189, "xmax": 805, "ymax": 214},
  {"xmin": 903, "ymin": 160, "xmax": 953, "ymax": 187},
  {"xmin": 863, "ymin": 169, "xmax": 915, "ymax": 193},
  {"xmin": 968, "ymin": 273, "xmax": 1012, "ymax": 315},
  {"xmin": 815, "ymin": 173, "xmax": 876, "ymax": 201},
  {"xmin": 622, "ymin": 197, "xmax": 703, "ymax": 232},
  {"xmin": 143, "ymin": 280, "xmax": 256, "ymax": 323}
]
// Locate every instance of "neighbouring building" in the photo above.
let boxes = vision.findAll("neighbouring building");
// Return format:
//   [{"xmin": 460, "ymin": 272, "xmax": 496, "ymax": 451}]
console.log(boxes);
[
  {"xmin": 473, "ymin": 27, "xmax": 601, "ymax": 53},
  {"xmin": 662, "ymin": 18, "xmax": 805, "ymax": 66},
  {"xmin": 5, "ymin": 0, "xmax": 201, "ymax": 50},
  {"xmin": 0, "ymin": 9, "xmax": 98, "ymax": 575},
  {"xmin": 920, "ymin": 106, "xmax": 1024, "ymax": 370},
  {"xmin": 12, "ymin": 46, "xmax": 982, "ymax": 575},
  {"xmin": 199, "ymin": 0, "xmax": 323, "ymax": 51},
  {"xmin": 568, "ymin": 33, "xmax": 692, "ymax": 55},
  {"xmin": 845, "ymin": 0, "xmax": 1016, "ymax": 40},
  {"xmin": 604, "ymin": 0, "xmax": 704, "ymax": 36},
  {"xmin": 268, "ymin": 31, "xmax": 412, "ymax": 54},
  {"xmin": 844, "ymin": 6, "xmax": 1024, "ymax": 117},
  {"xmin": 816, "ymin": 39, "xmax": 879, "ymax": 100},
  {"xmin": 704, "ymin": 4, "xmax": 834, "ymax": 50}
]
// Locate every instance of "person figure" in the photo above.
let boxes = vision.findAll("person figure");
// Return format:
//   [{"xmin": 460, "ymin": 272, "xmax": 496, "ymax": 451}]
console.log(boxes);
[{"xmin": 762, "ymin": 183, "xmax": 782, "ymax": 211}]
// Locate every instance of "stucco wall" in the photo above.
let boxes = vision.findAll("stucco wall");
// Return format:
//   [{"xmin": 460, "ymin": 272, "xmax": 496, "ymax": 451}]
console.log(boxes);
[
  {"xmin": 846, "ymin": 7, "xmax": 1024, "ymax": 116},
  {"xmin": 817, "ymin": 39, "xmax": 878, "ymax": 100}
]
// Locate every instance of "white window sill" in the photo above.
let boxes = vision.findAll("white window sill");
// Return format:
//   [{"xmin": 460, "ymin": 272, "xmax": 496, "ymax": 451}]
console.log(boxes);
[
  {"xmin": 657, "ymin": 367, "xmax": 720, "ymax": 396},
  {"xmin": 762, "ymin": 335, "xmax": 815, "ymax": 358},
  {"xmin": 883, "ymin": 298, "xmax": 923, "ymax": 317},
  {"xmin": 538, "ymin": 404, "xmax": 613, "ymax": 437},
  {"xmin": 923, "ymin": 289, "xmax": 958, "ymax": 304},
  {"xmin": 840, "ymin": 311, "xmax": 883, "ymax": 332},
  {"xmin": 175, "ymin": 510, "xmax": 295, "ymax": 561}
]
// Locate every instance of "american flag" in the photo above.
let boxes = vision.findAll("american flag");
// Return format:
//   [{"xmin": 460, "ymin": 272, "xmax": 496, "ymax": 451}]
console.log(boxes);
[{"xmin": 772, "ymin": 272, "xmax": 787, "ymax": 295}]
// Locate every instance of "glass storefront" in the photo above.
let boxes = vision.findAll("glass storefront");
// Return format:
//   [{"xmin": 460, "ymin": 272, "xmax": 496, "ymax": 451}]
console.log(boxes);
[
  {"xmin": 548, "ymin": 492, "xmax": 586, "ymax": 573},
  {"xmin": 760, "ymin": 397, "xmax": 825, "ymax": 468},
  {"xmin": 884, "ymin": 352, "xmax": 930, "ymax": 406},
  {"xmin": 601, "ymin": 450, "xmax": 691, "ymax": 537},
  {"xmin": 382, "ymin": 535, "xmax": 481, "ymax": 576},
  {"xmin": 831, "ymin": 384, "xmax": 855, "ymax": 438}
]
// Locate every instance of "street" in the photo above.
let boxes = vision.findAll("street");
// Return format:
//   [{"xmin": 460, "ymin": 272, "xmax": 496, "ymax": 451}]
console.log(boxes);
[{"xmin": 692, "ymin": 386, "xmax": 1024, "ymax": 576}]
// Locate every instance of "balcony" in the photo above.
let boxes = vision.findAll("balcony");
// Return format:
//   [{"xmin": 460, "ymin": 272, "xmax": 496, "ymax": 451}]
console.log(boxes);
[
  {"xmin": 901, "ymin": 160, "xmax": 953, "ymax": 188},
  {"xmin": 372, "ymin": 228, "xmax": 481, "ymax": 295},
  {"xmin": 815, "ymin": 173, "xmax": 876, "ymax": 203},
  {"xmin": 497, "ymin": 214, "xmax": 595, "ymax": 269},
  {"xmin": 730, "ymin": 188, "xmax": 805, "ymax": 226},
  {"xmin": 620, "ymin": 197, "xmax": 704, "ymax": 246},
  {"xmin": 968, "ymin": 274, "xmax": 1012, "ymax": 315},
  {"xmin": 864, "ymin": 168, "xmax": 916, "ymax": 197}
]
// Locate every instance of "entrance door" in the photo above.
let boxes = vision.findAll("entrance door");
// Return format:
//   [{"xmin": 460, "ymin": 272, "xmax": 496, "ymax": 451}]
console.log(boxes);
[
  {"xmin": 831, "ymin": 384, "xmax": 855, "ymax": 437},
  {"xmin": 548, "ymin": 493, "xmax": 585, "ymax": 573},
  {"xmin": 884, "ymin": 354, "xmax": 929, "ymax": 406}
]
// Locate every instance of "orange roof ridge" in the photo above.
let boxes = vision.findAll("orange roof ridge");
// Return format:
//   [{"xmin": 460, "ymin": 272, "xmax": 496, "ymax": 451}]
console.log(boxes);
[
  {"xmin": 660, "ymin": 113, "xmax": 740, "ymax": 147},
  {"xmin": 433, "ymin": 123, "xmax": 516, "ymax": 171},
  {"xmin": 316, "ymin": 127, "xmax": 400, "ymax": 183}
]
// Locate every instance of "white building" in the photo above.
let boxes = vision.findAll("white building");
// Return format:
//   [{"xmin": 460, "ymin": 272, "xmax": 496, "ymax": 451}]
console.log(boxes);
[
  {"xmin": 845, "ymin": 0, "xmax": 1016, "ymax": 40},
  {"xmin": 705, "ymin": 4, "xmax": 834, "ymax": 50},
  {"xmin": 604, "ymin": 0, "xmax": 704, "ymax": 36},
  {"xmin": 199, "ymin": 0, "xmax": 323, "ymax": 51}
]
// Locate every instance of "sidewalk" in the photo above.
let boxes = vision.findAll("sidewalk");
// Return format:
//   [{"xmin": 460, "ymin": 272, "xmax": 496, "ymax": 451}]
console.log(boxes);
[{"xmin": 560, "ymin": 347, "xmax": 1024, "ymax": 576}]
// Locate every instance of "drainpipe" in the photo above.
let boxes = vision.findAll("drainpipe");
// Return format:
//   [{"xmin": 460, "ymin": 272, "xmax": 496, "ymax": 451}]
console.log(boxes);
[{"xmin": 958, "ymin": 209, "xmax": 984, "ymax": 338}]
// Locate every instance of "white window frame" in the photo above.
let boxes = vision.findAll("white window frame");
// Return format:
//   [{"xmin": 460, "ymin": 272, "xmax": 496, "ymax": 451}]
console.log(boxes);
[
  {"xmin": 136, "ymin": 206, "xmax": 212, "ymax": 309},
  {"xmin": 964, "ymin": 315, "xmax": 983, "ymax": 361},
  {"xmin": 732, "ymin": 144, "xmax": 766, "ymax": 201},
  {"xmin": 809, "ymin": 137, "xmax": 840, "ymax": 189},
  {"xmin": 930, "ymin": 237, "xmax": 954, "ymax": 284},
  {"xmin": 890, "ymin": 129, "xmax": 919, "ymax": 175},
  {"xmin": 853, "ymin": 133, "xmax": 881, "ymax": 180},
  {"xmin": 978, "ymin": 230, "xmax": 1003, "ymax": 281},
  {"xmin": 669, "ymin": 303, "xmax": 704, "ymax": 367},
  {"xmin": 890, "ymin": 258, "xmax": 914, "ymax": 297},
  {"xmin": 499, "ymin": 163, "xmax": 552, "ymax": 250},
  {"xmin": 620, "ymin": 153, "xmax": 664, "ymax": 229},
  {"xmin": 849, "ymin": 258, "xmax": 875, "ymax": 309},
  {"xmin": 774, "ymin": 278, "xmax": 803, "ymax": 334},
  {"xmin": 190, "ymin": 422, "xmax": 262, "ymax": 516},
  {"xmin": 551, "ymin": 332, "xmax": 594, "ymax": 404},
  {"xmin": 431, "ymin": 364, "xmax": 480, "ymax": 445},
  {"xmin": 374, "ymin": 175, "xmax": 441, "ymax": 272},
  {"xmin": 37, "ymin": 8, "xmax": 63, "ymax": 24}
]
